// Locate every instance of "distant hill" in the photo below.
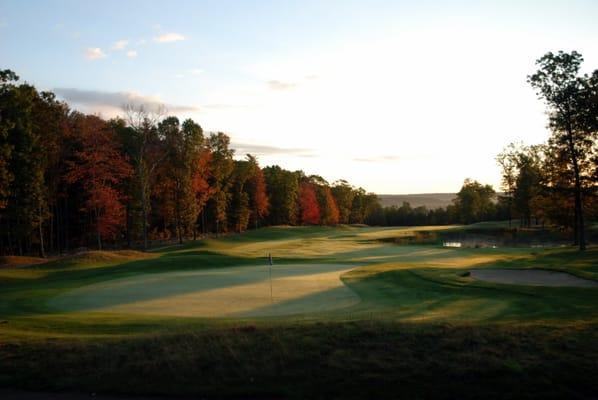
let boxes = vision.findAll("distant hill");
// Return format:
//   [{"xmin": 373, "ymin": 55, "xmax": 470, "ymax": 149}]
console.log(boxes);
[{"xmin": 377, "ymin": 193, "xmax": 456, "ymax": 209}]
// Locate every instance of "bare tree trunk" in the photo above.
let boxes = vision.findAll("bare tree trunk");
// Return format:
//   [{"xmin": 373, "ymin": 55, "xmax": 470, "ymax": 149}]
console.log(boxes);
[
  {"xmin": 7, "ymin": 221, "xmax": 13, "ymax": 255},
  {"xmin": 126, "ymin": 202, "xmax": 131, "ymax": 249},
  {"xmin": 95, "ymin": 207, "xmax": 102, "ymax": 250},
  {"xmin": 507, "ymin": 196, "xmax": 512, "ymax": 228},
  {"xmin": 141, "ymin": 179, "xmax": 148, "ymax": 251},
  {"xmin": 142, "ymin": 200, "xmax": 148, "ymax": 250},
  {"xmin": 65, "ymin": 196, "xmax": 70, "ymax": 252},
  {"xmin": 0, "ymin": 217, "xmax": 5, "ymax": 256},
  {"xmin": 566, "ymin": 126, "xmax": 586, "ymax": 251},
  {"xmin": 56, "ymin": 200, "xmax": 61, "ymax": 255},
  {"xmin": 50, "ymin": 207, "xmax": 54, "ymax": 254},
  {"xmin": 176, "ymin": 205, "xmax": 183, "ymax": 245}
]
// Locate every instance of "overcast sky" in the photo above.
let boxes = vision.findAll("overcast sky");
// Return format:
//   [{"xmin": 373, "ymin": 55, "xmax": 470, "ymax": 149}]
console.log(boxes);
[{"xmin": 1, "ymin": 0, "xmax": 597, "ymax": 193}]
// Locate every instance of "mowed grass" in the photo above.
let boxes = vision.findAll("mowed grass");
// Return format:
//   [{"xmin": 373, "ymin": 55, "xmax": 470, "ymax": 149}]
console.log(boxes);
[
  {"xmin": 47, "ymin": 264, "xmax": 359, "ymax": 317},
  {"xmin": 0, "ymin": 225, "xmax": 597, "ymax": 398}
]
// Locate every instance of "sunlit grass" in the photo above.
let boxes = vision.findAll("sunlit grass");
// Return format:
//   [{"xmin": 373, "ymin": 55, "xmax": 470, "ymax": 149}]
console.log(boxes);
[{"xmin": 0, "ymin": 225, "xmax": 596, "ymax": 339}]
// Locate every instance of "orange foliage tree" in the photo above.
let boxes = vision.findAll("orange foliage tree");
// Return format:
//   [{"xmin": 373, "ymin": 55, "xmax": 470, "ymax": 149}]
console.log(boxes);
[
  {"xmin": 299, "ymin": 182, "xmax": 320, "ymax": 225},
  {"xmin": 319, "ymin": 186, "xmax": 340, "ymax": 225},
  {"xmin": 247, "ymin": 156, "xmax": 269, "ymax": 229},
  {"xmin": 65, "ymin": 115, "xmax": 132, "ymax": 249}
]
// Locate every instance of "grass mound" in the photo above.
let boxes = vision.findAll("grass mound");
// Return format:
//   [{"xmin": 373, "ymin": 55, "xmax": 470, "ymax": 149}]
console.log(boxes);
[
  {"xmin": 470, "ymin": 268, "xmax": 598, "ymax": 287},
  {"xmin": 0, "ymin": 256, "xmax": 48, "ymax": 268},
  {"xmin": 42, "ymin": 250, "xmax": 155, "ymax": 269}
]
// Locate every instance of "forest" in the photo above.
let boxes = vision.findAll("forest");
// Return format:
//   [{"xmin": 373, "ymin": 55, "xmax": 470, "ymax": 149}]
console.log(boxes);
[
  {"xmin": 0, "ymin": 51, "xmax": 597, "ymax": 255},
  {"xmin": 0, "ymin": 68, "xmax": 384, "ymax": 255}
]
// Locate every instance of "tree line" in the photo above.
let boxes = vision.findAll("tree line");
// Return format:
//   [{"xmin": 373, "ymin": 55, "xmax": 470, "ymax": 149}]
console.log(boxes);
[
  {"xmin": 367, "ymin": 51, "xmax": 598, "ymax": 248},
  {"xmin": 365, "ymin": 179, "xmax": 508, "ymax": 227},
  {"xmin": 1, "ymin": 50, "xmax": 596, "ymax": 255},
  {"xmin": 0, "ymin": 70, "xmax": 380, "ymax": 256},
  {"xmin": 496, "ymin": 51, "xmax": 598, "ymax": 251}
]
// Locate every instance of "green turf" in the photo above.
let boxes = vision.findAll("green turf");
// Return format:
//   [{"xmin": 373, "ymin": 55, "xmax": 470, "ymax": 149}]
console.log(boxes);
[
  {"xmin": 47, "ymin": 263, "xmax": 360, "ymax": 317},
  {"xmin": 0, "ymin": 225, "xmax": 597, "ymax": 398}
]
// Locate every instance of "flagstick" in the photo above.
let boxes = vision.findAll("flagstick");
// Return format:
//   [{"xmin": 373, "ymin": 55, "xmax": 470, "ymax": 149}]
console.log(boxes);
[
  {"xmin": 269, "ymin": 264, "xmax": 273, "ymax": 302},
  {"xmin": 268, "ymin": 253, "xmax": 273, "ymax": 303}
]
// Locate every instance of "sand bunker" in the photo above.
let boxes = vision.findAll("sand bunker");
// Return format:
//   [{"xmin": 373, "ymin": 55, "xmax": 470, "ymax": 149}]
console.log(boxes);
[{"xmin": 471, "ymin": 269, "xmax": 598, "ymax": 287}]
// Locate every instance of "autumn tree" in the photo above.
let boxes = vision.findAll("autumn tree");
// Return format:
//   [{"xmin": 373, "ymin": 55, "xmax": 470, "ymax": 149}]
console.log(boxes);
[
  {"xmin": 453, "ymin": 179, "xmax": 495, "ymax": 224},
  {"xmin": 309, "ymin": 176, "xmax": 340, "ymax": 225},
  {"xmin": 1, "ymin": 68, "xmax": 398, "ymax": 253},
  {"xmin": 528, "ymin": 51, "xmax": 598, "ymax": 250},
  {"xmin": 299, "ymin": 181, "xmax": 320, "ymax": 225},
  {"xmin": 229, "ymin": 159, "xmax": 252, "ymax": 232},
  {"xmin": 35, "ymin": 91, "xmax": 69, "ymax": 254},
  {"xmin": 497, "ymin": 143, "xmax": 544, "ymax": 227},
  {"xmin": 349, "ymin": 189, "xmax": 381, "ymax": 225},
  {"xmin": 512, "ymin": 146, "xmax": 543, "ymax": 227},
  {"xmin": 263, "ymin": 166, "xmax": 300, "ymax": 225},
  {"xmin": 245, "ymin": 155, "xmax": 269, "ymax": 229},
  {"xmin": 534, "ymin": 142, "xmax": 578, "ymax": 229},
  {"xmin": 0, "ymin": 77, "xmax": 47, "ymax": 256},
  {"xmin": 65, "ymin": 115, "xmax": 132, "ymax": 249},
  {"xmin": 188, "ymin": 124, "xmax": 212, "ymax": 239},
  {"xmin": 331, "ymin": 180, "xmax": 355, "ymax": 224},
  {"xmin": 496, "ymin": 143, "xmax": 519, "ymax": 227},
  {"xmin": 0, "ymin": 69, "xmax": 19, "ymax": 210},
  {"xmin": 157, "ymin": 117, "xmax": 207, "ymax": 243},
  {"xmin": 123, "ymin": 104, "xmax": 166, "ymax": 250},
  {"xmin": 206, "ymin": 132, "xmax": 234, "ymax": 233},
  {"xmin": 349, "ymin": 188, "xmax": 366, "ymax": 223}
]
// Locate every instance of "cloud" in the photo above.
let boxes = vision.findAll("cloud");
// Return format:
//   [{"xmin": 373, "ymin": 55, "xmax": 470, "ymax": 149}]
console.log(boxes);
[
  {"xmin": 353, "ymin": 155, "xmax": 401, "ymax": 163},
  {"xmin": 202, "ymin": 103, "xmax": 247, "ymax": 110},
  {"xmin": 267, "ymin": 80, "xmax": 297, "ymax": 91},
  {"xmin": 189, "ymin": 68, "xmax": 203, "ymax": 75},
  {"xmin": 112, "ymin": 39, "xmax": 128, "ymax": 50},
  {"xmin": 154, "ymin": 33, "xmax": 186, "ymax": 43},
  {"xmin": 85, "ymin": 48, "xmax": 106, "ymax": 60},
  {"xmin": 53, "ymin": 88, "xmax": 199, "ymax": 117},
  {"xmin": 126, "ymin": 50, "xmax": 138, "ymax": 58},
  {"xmin": 232, "ymin": 142, "xmax": 314, "ymax": 157}
]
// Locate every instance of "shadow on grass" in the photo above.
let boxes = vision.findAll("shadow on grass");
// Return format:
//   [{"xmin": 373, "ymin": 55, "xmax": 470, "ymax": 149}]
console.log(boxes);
[{"xmin": 46, "ymin": 263, "xmax": 356, "ymax": 314}]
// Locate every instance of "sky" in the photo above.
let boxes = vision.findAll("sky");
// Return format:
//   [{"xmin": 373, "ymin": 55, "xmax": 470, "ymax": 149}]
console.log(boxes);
[{"xmin": 1, "ymin": 0, "xmax": 597, "ymax": 194}]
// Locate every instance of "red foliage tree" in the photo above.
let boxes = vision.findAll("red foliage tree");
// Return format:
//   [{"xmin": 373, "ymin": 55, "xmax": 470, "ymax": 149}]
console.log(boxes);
[
  {"xmin": 249, "ymin": 165, "xmax": 269, "ymax": 229},
  {"xmin": 299, "ymin": 182, "xmax": 320, "ymax": 225},
  {"xmin": 65, "ymin": 115, "xmax": 132, "ymax": 249}
]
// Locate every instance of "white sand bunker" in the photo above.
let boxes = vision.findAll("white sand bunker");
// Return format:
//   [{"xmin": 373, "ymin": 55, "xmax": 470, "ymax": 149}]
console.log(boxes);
[
  {"xmin": 49, "ymin": 263, "xmax": 360, "ymax": 318},
  {"xmin": 471, "ymin": 269, "xmax": 598, "ymax": 287}
]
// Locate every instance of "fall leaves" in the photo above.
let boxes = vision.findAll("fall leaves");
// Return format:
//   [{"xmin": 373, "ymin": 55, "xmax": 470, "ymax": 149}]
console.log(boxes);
[{"xmin": 1, "ymin": 70, "xmax": 378, "ymax": 254}]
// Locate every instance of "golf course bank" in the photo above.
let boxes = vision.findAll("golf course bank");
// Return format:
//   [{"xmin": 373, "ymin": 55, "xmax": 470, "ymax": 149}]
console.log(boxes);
[{"xmin": 1, "ymin": 225, "xmax": 597, "ymax": 399}]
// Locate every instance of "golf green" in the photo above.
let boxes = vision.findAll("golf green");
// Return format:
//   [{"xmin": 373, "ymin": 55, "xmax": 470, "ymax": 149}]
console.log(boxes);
[{"xmin": 48, "ymin": 263, "xmax": 360, "ymax": 317}]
